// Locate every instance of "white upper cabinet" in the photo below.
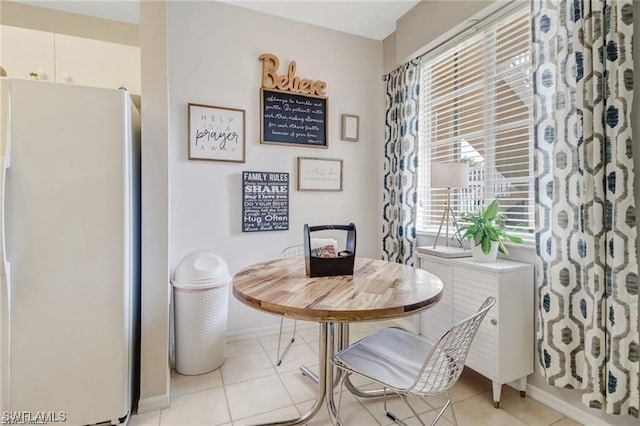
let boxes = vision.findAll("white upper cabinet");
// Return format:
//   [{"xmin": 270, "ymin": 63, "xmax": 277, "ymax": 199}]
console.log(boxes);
[
  {"xmin": 1, "ymin": 26, "xmax": 55, "ymax": 81},
  {"xmin": 1, "ymin": 26, "xmax": 140, "ymax": 94}
]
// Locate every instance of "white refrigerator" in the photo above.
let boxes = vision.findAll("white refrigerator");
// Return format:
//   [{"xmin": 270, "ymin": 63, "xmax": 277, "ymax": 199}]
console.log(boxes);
[{"xmin": 0, "ymin": 78, "xmax": 140, "ymax": 425}]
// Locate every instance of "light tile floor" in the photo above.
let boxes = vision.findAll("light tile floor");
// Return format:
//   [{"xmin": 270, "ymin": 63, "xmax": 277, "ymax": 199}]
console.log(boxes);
[{"xmin": 129, "ymin": 321, "xmax": 581, "ymax": 426}]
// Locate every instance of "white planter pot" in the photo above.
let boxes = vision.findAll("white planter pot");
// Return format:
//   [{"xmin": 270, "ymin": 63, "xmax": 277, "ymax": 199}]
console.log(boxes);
[{"xmin": 471, "ymin": 241, "xmax": 499, "ymax": 263}]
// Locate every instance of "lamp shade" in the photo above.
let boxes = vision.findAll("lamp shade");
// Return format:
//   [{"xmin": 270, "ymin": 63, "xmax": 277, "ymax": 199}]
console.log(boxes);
[{"xmin": 430, "ymin": 162, "xmax": 469, "ymax": 188}]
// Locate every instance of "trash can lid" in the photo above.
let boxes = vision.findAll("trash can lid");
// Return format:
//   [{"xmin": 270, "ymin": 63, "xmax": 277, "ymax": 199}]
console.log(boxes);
[{"xmin": 172, "ymin": 251, "xmax": 232, "ymax": 289}]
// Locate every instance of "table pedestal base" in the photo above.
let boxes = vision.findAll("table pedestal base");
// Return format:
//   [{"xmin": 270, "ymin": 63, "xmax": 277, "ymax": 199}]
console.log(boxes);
[
  {"xmin": 250, "ymin": 323, "xmax": 348, "ymax": 426},
  {"xmin": 249, "ymin": 323, "xmax": 401, "ymax": 425}
]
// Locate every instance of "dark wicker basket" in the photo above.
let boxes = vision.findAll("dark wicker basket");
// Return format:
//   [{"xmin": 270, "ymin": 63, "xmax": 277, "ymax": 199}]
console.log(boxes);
[{"xmin": 304, "ymin": 223, "xmax": 356, "ymax": 277}]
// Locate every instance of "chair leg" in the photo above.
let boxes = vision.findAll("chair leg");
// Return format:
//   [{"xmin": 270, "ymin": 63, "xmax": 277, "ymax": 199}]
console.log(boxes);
[
  {"xmin": 430, "ymin": 390, "xmax": 455, "ymax": 426},
  {"xmin": 384, "ymin": 391, "xmax": 424, "ymax": 426},
  {"xmin": 276, "ymin": 318, "xmax": 296, "ymax": 366},
  {"xmin": 401, "ymin": 393, "xmax": 426, "ymax": 426},
  {"xmin": 337, "ymin": 373, "xmax": 345, "ymax": 419},
  {"xmin": 446, "ymin": 390, "xmax": 458, "ymax": 426},
  {"xmin": 385, "ymin": 411, "xmax": 409, "ymax": 426},
  {"xmin": 383, "ymin": 389, "xmax": 402, "ymax": 425}
]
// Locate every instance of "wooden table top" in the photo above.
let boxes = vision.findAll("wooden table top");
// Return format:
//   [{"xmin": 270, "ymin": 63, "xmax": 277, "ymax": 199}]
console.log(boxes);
[{"xmin": 232, "ymin": 257, "xmax": 443, "ymax": 322}]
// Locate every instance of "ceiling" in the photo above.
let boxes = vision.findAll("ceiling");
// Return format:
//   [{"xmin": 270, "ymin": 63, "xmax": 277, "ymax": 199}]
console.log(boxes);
[
  {"xmin": 217, "ymin": 1, "xmax": 420, "ymax": 40},
  {"xmin": 16, "ymin": 0, "xmax": 421, "ymax": 41}
]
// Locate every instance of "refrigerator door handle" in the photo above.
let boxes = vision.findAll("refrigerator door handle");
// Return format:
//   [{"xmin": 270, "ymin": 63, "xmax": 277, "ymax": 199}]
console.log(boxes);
[
  {"xmin": 0, "ymin": 77, "xmax": 11, "ymax": 413},
  {"xmin": 1, "ymin": 77, "xmax": 12, "ymax": 277},
  {"xmin": 0, "ymin": 156, "xmax": 10, "ymax": 413},
  {"xmin": 0, "ymin": 152, "xmax": 10, "ymax": 291},
  {"xmin": 1, "ymin": 77, "xmax": 11, "ymax": 269}
]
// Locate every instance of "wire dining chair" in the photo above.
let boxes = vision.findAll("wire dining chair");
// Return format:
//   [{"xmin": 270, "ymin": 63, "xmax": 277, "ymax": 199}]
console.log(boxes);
[
  {"xmin": 275, "ymin": 244, "xmax": 305, "ymax": 366},
  {"xmin": 331, "ymin": 297, "xmax": 496, "ymax": 425}
]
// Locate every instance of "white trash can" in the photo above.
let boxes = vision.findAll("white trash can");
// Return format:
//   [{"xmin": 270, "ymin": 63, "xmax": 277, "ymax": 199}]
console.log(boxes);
[{"xmin": 172, "ymin": 251, "xmax": 231, "ymax": 375}]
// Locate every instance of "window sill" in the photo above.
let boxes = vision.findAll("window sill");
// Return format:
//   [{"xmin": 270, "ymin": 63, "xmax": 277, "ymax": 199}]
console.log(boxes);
[{"xmin": 415, "ymin": 230, "xmax": 537, "ymax": 265}]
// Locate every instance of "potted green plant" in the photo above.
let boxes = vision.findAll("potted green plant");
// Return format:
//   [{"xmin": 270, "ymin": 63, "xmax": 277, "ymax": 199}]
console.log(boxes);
[{"xmin": 458, "ymin": 199, "xmax": 523, "ymax": 262}]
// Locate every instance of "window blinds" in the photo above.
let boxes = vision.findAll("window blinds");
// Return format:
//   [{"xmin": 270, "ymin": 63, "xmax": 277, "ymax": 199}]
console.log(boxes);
[{"xmin": 417, "ymin": 4, "xmax": 534, "ymax": 244}]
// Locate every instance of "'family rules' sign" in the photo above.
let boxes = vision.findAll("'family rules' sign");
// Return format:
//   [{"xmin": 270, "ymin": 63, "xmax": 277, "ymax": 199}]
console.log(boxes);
[
  {"xmin": 188, "ymin": 103, "xmax": 246, "ymax": 162},
  {"xmin": 242, "ymin": 171, "xmax": 289, "ymax": 232}
]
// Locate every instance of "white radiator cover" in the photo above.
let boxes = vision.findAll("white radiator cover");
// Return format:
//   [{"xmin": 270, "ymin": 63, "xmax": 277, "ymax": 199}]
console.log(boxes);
[{"xmin": 417, "ymin": 253, "xmax": 534, "ymax": 406}]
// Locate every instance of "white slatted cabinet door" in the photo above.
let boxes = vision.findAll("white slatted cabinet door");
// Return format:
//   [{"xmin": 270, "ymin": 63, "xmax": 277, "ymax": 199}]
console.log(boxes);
[
  {"xmin": 418, "ymin": 257, "xmax": 453, "ymax": 344},
  {"xmin": 453, "ymin": 267, "xmax": 498, "ymax": 380}
]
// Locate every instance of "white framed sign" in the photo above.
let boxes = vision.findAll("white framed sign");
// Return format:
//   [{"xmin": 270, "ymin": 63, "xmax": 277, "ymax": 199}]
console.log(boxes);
[
  {"xmin": 188, "ymin": 103, "xmax": 246, "ymax": 162},
  {"xmin": 297, "ymin": 157, "xmax": 343, "ymax": 191}
]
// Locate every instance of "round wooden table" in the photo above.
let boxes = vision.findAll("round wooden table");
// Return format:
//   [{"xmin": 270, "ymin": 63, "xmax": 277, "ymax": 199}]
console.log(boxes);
[{"xmin": 233, "ymin": 257, "xmax": 443, "ymax": 426}]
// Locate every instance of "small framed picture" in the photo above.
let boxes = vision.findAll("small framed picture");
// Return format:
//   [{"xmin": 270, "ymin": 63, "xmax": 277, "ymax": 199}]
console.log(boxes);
[
  {"xmin": 188, "ymin": 103, "xmax": 246, "ymax": 162},
  {"xmin": 297, "ymin": 157, "xmax": 343, "ymax": 191},
  {"xmin": 340, "ymin": 113, "xmax": 359, "ymax": 142}
]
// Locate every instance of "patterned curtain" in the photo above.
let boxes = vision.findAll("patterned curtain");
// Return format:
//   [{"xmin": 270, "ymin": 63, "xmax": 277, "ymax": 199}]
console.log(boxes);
[
  {"xmin": 533, "ymin": 0, "xmax": 638, "ymax": 417},
  {"xmin": 382, "ymin": 61, "xmax": 420, "ymax": 265}
]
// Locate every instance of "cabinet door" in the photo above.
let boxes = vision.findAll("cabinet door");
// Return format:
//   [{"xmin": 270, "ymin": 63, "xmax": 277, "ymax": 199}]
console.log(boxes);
[
  {"xmin": 419, "ymin": 257, "xmax": 453, "ymax": 344},
  {"xmin": 453, "ymin": 267, "xmax": 498, "ymax": 379},
  {"xmin": 1, "ymin": 26, "xmax": 55, "ymax": 81},
  {"xmin": 54, "ymin": 34, "xmax": 140, "ymax": 94}
]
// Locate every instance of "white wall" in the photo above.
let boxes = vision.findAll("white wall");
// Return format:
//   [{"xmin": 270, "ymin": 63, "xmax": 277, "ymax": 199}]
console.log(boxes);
[
  {"xmin": 138, "ymin": 0, "xmax": 170, "ymax": 413},
  {"xmin": 394, "ymin": 0, "xmax": 493, "ymax": 62},
  {"xmin": 166, "ymin": 1, "xmax": 384, "ymax": 335},
  {"xmin": 382, "ymin": 32, "xmax": 397, "ymax": 75},
  {"xmin": 396, "ymin": 1, "xmax": 640, "ymax": 425}
]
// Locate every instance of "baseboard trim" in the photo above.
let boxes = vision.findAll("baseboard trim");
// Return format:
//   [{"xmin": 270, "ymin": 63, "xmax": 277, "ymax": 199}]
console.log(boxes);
[
  {"xmin": 136, "ymin": 393, "xmax": 169, "ymax": 414},
  {"xmin": 525, "ymin": 383, "xmax": 609, "ymax": 425}
]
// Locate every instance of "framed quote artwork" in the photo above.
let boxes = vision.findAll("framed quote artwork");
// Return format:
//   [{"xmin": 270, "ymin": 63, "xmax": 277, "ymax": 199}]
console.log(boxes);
[
  {"xmin": 297, "ymin": 157, "xmax": 343, "ymax": 191},
  {"xmin": 260, "ymin": 88, "xmax": 328, "ymax": 148},
  {"xmin": 188, "ymin": 103, "xmax": 246, "ymax": 162}
]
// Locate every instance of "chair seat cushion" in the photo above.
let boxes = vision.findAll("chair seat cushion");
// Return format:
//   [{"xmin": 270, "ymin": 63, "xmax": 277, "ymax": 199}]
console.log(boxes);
[{"xmin": 333, "ymin": 327, "xmax": 435, "ymax": 391}]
